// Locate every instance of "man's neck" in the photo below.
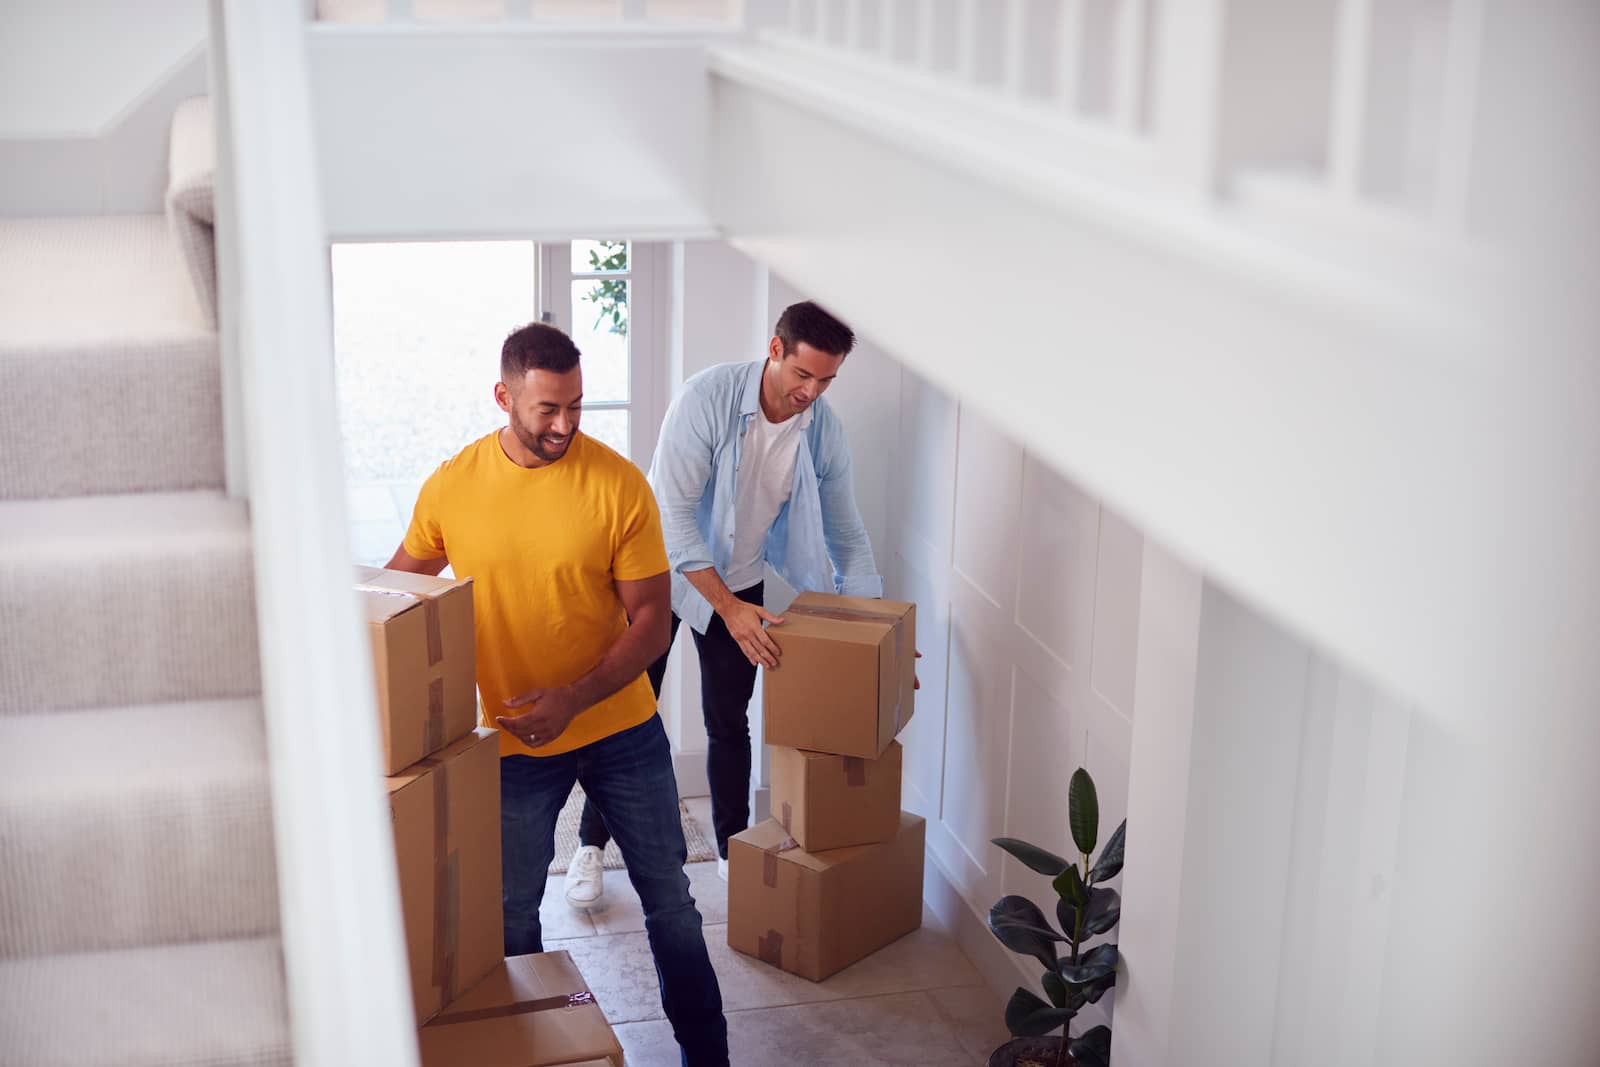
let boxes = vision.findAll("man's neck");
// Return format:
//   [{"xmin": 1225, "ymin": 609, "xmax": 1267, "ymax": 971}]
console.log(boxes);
[
  {"xmin": 757, "ymin": 364, "xmax": 795, "ymax": 424},
  {"xmin": 498, "ymin": 425, "xmax": 551, "ymax": 469}
]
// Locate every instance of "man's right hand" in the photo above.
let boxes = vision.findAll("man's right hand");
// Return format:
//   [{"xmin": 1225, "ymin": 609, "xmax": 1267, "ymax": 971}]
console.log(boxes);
[{"xmin": 719, "ymin": 599, "xmax": 786, "ymax": 669}]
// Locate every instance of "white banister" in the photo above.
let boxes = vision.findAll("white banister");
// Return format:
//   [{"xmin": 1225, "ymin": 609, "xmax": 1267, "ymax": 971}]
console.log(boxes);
[
  {"xmin": 1111, "ymin": 0, "xmax": 1147, "ymax": 129},
  {"xmin": 1433, "ymin": 0, "xmax": 1483, "ymax": 229},
  {"xmin": 1057, "ymin": 0, "xmax": 1083, "ymax": 110},
  {"xmin": 210, "ymin": 1, "xmax": 419, "ymax": 1065},
  {"xmin": 915, "ymin": 0, "xmax": 936, "ymax": 69},
  {"xmin": 1003, "ymin": 0, "xmax": 1027, "ymax": 96},
  {"xmin": 1328, "ymin": 0, "xmax": 1372, "ymax": 199},
  {"xmin": 955, "ymin": 0, "xmax": 979, "ymax": 82}
]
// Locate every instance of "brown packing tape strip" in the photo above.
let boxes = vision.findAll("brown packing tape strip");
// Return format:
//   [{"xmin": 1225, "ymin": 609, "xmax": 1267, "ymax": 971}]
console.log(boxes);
[
  {"xmin": 430, "ymin": 990, "xmax": 597, "ymax": 1028},
  {"xmin": 430, "ymin": 759, "xmax": 460, "ymax": 1002},
  {"xmin": 761, "ymin": 836, "xmax": 797, "ymax": 889},
  {"xmin": 842, "ymin": 756, "xmax": 867, "ymax": 787},
  {"xmin": 355, "ymin": 584, "xmax": 445, "ymax": 666},
  {"xmin": 758, "ymin": 929, "xmax": 784, "ymax": 968},
  {"xmin": 780, "ymin": 801, "xmax": 792, "ymax": 832},
  {"xmin": 892, "ymin": 610, "xmax": 911, "ymax": 734},
  {"xmin": 784, "ymin": 602, "xmax": 902, "ymax": 625},
  {"xmin": 426, "ymin": 678, "xmax": 445, "ymax": 752}
]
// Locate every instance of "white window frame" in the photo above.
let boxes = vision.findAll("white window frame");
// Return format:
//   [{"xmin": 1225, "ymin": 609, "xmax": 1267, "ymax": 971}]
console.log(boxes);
[{"xmin": 537, "ymin": 240, "xmax": 669, "ymax": 468}]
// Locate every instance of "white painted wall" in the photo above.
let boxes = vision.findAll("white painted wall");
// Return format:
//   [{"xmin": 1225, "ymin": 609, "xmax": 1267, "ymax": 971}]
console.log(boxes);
[
  {"xmin": 0, "ymin": 1, "xmax": 206, "ymax": 137},
  {"xmin": 304, "ymin": 26, "xmax": 727, "ymax": 242},
  {"xmin": 0, "ymin": 1, "xmax": 208, "ymax": 215},
  {"xmin": 889, "ymin": 358, "xmax": 1145, "ymax": 1037}
]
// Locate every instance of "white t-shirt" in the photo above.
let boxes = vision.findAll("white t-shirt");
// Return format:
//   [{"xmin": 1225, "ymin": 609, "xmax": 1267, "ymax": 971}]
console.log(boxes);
[{"xmin": 723, "ymin": 407, "xmax": 807, "ymax": 591}]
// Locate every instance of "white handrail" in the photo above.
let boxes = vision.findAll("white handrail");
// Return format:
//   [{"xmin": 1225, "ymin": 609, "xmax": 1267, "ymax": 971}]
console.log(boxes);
[{"xmin": 210, "ymin": 2, "xmax": 419, "ymax": 1065}]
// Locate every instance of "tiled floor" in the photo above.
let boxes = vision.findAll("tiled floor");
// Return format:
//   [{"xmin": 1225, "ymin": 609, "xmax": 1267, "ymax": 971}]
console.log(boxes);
[{"xmin": 540, "ymin": 797, "xmax": 1010, "ymax": 1066}]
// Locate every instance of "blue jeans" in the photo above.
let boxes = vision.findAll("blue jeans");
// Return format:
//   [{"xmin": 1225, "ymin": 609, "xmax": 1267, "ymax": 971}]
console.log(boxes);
[{"xmin": 500, "ymin": 714, "xmax": 729, "ymax": 1066}]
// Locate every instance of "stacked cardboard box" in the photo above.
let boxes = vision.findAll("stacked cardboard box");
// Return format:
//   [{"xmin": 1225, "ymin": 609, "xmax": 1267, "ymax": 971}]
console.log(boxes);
[
  {"xmin": 358, "ymin": 567, "xmax": 625, "ymax": 1064},
  {"xmin": 729, "ymin": 592, "xmax": 925, "ymax": 982},
  {"xmin": 358, "ymin": 567, "xmax": 501, "ymax": 1022}
]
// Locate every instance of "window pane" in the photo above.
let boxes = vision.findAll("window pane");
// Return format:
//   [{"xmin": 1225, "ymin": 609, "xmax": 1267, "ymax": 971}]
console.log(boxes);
[
  {"xmin": 582, "ymin": 410, "xmax": 629, "ymax": 458},
  {"xmin": 571, "ymin": 239, "xmax": 628, "ymax": 275},
  {"xmin": 571, "ymin": 278, "xmax": 629, "ymax": 403},
  {"xmin": 331, "ymin": 239, "xmax": 535, "ymax": 565}
]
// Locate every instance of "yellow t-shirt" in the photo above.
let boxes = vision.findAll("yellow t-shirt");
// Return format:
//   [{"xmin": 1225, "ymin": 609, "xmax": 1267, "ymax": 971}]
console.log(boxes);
[{"xmin": 402, "ymin": 430, "xmax": 668, "ymax": 758}]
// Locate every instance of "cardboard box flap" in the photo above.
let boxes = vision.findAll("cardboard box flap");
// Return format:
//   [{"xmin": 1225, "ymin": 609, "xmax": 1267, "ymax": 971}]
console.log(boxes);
[
  {"xmin": 387, "ymin": 728, "xmax": 492, "ymax": 795},
  {"xmin": 739, "ymin": 818, "xmax": 891, "ymax": 875},
  {"xmin": 435, "ymin": 951, "xmax": 590, "ymax": 1016},
  {"xmin": 419, "ymin": 952, "xmax": 623, "ymax": 1067},
  {"xmin": 779, "ymin": 593, "xmax": 911, "ymax": 645},
  {"xmin": 355, "ymin": 565, "xmax": 472, "ymax": 624}
]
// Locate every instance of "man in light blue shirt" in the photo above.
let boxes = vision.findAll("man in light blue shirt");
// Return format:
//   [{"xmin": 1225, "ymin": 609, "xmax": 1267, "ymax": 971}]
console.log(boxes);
[{"xmin": 564, "ymin": 301, "xmax": 881, "ymax": 906}]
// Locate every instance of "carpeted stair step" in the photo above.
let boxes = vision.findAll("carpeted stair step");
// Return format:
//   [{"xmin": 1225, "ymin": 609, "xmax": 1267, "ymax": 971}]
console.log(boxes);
[
  {"xmin": 0, "ymin": 491, "xmax": 259, "ymax": 713},
  {"xmin": 0, "ymin": 215, "xmax": 222, "ymax": 500},
  {"xmin": 0, "ymin": 699, "xmax": 277, "ymax": 959},
  {"xmin": 0, "ymin": 937, "xmax": 291, "ymax": 1066}
]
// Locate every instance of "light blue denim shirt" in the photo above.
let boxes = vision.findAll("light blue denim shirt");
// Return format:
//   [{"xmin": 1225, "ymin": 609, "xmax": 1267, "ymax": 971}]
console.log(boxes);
[{"xmin": 648, "ymin": 359, "xmax": 883, "ymax": 634}]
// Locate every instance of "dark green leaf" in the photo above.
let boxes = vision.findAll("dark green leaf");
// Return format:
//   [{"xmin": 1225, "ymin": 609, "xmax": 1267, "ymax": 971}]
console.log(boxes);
[
  {"xmin": 1088, "ymin": 820, "xmax": 1126, "ymax": 884},
  {"xmin": 993, "ymin": 837, "xmax": 1071, "ymax": 877},
  {"xmin": 1069, "ymin": 1024, "xmax": 1112, "ymax": 1067},
  {"xmin": 1052, "ymin": 863, "xmax": 1089, "ymax": 907},
  {"xmin": 1003, "ymin": 987, "xmax": 1075, "ymax": 1038},
  {"xmin": 1083, "ymin": 887, "xmax": 1121, "ymax": 936},
  {"xmin": 1080, "ymin": 968, "xmax": 1117, "ymax": 1004},
  {"xmin": 1069, "ymin": 768, "xmax": 1099, "ymax": 856},
  {"xmin": 1042, "ymin": 971, "xmax": 1068, "ymax": 1009},
  {"xmin": 1056, "ymin": 898, "xmax": 1083, "ymax": 945},
  {"xmin": 988, "ymin": 896, "xmax": 1061, "ymax": 969},
  {"xmin": 1058, "ymin": 942, "xmax": 1118, "ymax": 984}
]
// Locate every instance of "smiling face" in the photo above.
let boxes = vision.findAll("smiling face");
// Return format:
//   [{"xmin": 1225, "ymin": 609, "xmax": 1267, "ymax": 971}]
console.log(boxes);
[
  {"xmin": 761, "ymin": 338, "xmax": 845, "ymax": 422},
  {"xmin": 496, "ymin": 366, "xmax": 582, "ymax": 467}
]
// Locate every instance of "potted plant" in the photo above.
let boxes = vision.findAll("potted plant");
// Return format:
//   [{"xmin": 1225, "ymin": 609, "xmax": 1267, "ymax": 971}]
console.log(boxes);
[{"xmin": 986, "ymin": 767, "xmax": 1125, "ymax": 1067}]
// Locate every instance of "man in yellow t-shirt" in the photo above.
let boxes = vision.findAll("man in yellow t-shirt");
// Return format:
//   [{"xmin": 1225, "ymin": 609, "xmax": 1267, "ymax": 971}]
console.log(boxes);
[{"xmin": 386, "ymin": 322, "xmax": 728, "ymax": 1065}]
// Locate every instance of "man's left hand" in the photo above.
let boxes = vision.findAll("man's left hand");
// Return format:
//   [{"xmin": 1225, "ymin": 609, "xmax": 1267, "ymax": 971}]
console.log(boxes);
[{"xmin": 497, "ymin": 687, "xmax": 584, "ymax": 749}]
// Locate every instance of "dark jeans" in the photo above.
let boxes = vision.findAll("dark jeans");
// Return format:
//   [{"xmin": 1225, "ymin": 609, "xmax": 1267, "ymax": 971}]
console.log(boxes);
[
  {"xmin": 578, "ymin": 583, "xmax": 762, "ymax": 860},
  {"xmin": 501, "ymin": 714, "xmax": 728, "ymax": 1066}
]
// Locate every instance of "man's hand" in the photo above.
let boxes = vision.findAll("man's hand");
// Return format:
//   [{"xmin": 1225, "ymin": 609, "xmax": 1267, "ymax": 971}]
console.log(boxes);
[
  {"xmin": 720, "ymin": 599, "xmax": 786, "ymax": 669},
  {"xmin": 496, "ymin": 687, "xmax": 585, "ymax": 749}
]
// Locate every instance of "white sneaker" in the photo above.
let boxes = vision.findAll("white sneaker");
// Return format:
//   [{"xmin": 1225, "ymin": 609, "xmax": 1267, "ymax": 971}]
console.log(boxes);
[
  {"xmin": 717, "ymin": 856, "xmax": 729, "ymax": 882},
  {"xmin": 564, "ymin": 845, "xmax": 606, "ymax": 910}
]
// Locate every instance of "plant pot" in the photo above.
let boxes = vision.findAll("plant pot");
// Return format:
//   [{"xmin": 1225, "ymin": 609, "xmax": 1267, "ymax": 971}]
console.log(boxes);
[{"xmin": 986, "ymin": 1036, "xmax": 1079, "ymax": 1067}]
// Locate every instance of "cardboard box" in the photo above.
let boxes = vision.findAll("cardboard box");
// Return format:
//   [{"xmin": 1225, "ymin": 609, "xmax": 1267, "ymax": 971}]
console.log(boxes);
[
  {"xmin": 417, "ymin": 951, "xmax": 624, "ymax": 1067},
  {"xmin": 763, "ymin": 593, "xmax": 915, "ymax": 759},
  {"xmin": 727, "ymin": 812, "xmax": 925, "ymax": 982},
  {"xmin": 770, "ymin": 741, "xmax": 903, "ymax": 852},
  {"xmin": 389, "ymin": 728, "xmax": 504, "ymax": 1024},
  {"xmin": 356, "ymin": 565, "xmax": 478, "ymax": 775}
]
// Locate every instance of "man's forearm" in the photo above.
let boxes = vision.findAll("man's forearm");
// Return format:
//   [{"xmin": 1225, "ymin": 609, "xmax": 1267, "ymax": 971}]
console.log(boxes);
[
  {"xmin": 563, "ymin": 607, "xmax": 670, "ymax": 714},
  {"xmin": 683, "ymin": 566, "xmax": 738, "ymax": 616}
]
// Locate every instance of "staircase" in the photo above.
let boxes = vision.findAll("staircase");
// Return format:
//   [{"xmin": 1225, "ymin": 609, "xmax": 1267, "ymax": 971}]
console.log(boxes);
[{"xmin": 0, "ymin": 101, "xmax": 291, "ymax": 1066}]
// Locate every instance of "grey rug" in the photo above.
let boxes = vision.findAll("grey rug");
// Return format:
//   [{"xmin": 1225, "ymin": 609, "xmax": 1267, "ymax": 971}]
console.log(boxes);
[{"xmin": 548, "ymin": 782, "xmax": 716, "ymax": 874}]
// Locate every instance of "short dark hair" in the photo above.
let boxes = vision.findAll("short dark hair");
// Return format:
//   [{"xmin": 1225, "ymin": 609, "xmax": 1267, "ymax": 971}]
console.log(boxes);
[
  {"xmin": 774, "ymin": 301, "xmax": 855, "ymax": 358},
  {"xmin": 501, "ymin": 321, "xmax": 581, "ymax": 381}
]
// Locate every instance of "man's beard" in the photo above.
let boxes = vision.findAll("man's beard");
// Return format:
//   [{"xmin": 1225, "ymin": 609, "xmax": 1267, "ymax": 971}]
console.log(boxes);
[{"xmin": 511, "ymin": 414, "xmax": 573, "ymax": 463}]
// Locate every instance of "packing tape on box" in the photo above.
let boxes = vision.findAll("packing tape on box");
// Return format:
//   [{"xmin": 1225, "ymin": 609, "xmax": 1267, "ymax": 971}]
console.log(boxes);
[
  {"xmin": 426, "ymin": 678, "xmax": 445, "ymax": 752},
  {"xmin": 758, "ymin": 929, "xmax": 784, "ymax": 968},
  {"xmin": 783, "ymin": 602, "xmax": 902, "ymax": 625},
  {"xmin": 355, "ymin": 583, "xmax": 446, "ymax": 667},
  {"xmin": 415, "ymin": 752, "xmax": 461, "ymax": 1004},
  {"xmin": 762, "ymin": 836, "xmax": 797, "ymax": 888},
  {"xmin": 780, "ymin": 801, "xmax": 792, "ymax": 833},
  {"xmin": 429, "ymin": 990, "xmax": 597, "ymax": 1028},
  {"xmin": 842, "ymin": 756, "xmax": 867, "ymax": 787}
]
